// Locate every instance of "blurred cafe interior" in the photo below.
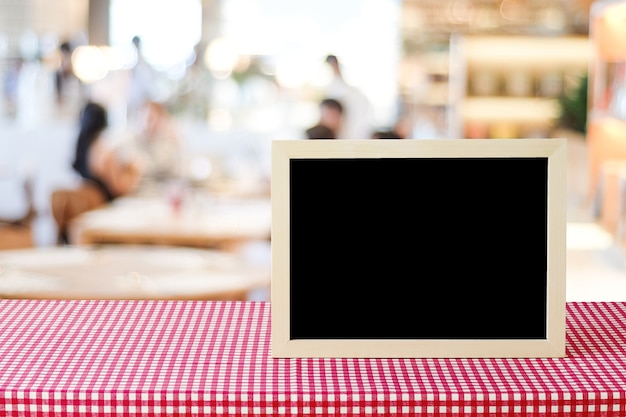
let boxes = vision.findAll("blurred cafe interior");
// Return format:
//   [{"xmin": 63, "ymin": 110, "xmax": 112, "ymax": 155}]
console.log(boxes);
[{"xmin": 1, "ymin": 0, "xmax": 626, "ymax": 302}]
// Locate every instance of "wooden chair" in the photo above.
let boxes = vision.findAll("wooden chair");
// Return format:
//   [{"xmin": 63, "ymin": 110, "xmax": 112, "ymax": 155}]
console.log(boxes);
[
  {"xmin": 0, "ymin": 176, "xmax": 36, "ymax": 250},
  {"xmin": 50, "ymin": 182, "xmax": 106, "ymax": 245}
]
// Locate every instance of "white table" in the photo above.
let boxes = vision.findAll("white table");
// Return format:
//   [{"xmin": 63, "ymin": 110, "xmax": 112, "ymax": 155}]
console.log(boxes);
[
  {"xmin": 0, "ymin": 244, "xmax": 270, "ymax": 300},
  {"xmin": 69, "ymin": 195, "xmax": 272, "ymax": 249}
]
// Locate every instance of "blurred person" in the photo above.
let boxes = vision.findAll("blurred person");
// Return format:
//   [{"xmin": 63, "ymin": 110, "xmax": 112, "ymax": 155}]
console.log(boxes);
[
  {"xmin": 323, "ymin": 54, "xmax": 373, "ymax": 139},
  {"xmin": 2, "ymin": 58, "xmax": 22, "ymax": 118},
  {"xmin": 318, "ymin": 97, "xmax": 344, "ymax": 136},
  {"xmin": 54, "ymin": 41, "xmax": 74, "ymax": 104},
  {"xmin": 126, "ymin": 36, "xmax": 159, "ymax": 125},
  {"xmin": 15, "ymin": 53, "xmax": 55, "ymax": 128},
  {"xmin": 71, "ymin": 101, "xmax": 144, "ymax": 201},
  {"xmin": 173, "ymin": 44, "xmax": 213, "ymax": 121},
  {"xmin": 304, "ymin": 97, "xmax": 344, "ymax": 139},
  {"xmin": 123, "ymin": 100, "xmax": 183, "ymax": 195},
  {"xmin": 52, "ymin": 102, "xmax": 144, "ymax": 243},
  {"xmin": 305, "ymin": 123, "xmax": 336, "ymax": 140},
  {"xmin": 54, "ymin": 41, "xmax": 83, "ymax": 117}
]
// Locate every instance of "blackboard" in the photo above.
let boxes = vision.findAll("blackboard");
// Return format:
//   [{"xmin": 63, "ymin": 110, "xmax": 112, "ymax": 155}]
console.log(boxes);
[{"xmin": 271, "ymin": 139, "xmax": 566, "ymax": 358}]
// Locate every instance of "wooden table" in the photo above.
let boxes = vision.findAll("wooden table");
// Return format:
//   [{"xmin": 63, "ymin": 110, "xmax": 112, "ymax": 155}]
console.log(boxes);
[
  {"xmin": 0, "ymin": 300, "xmax": 625, "ymax": 416},
  {"xmin": 0, "ymin": 245, "xmax": 270, "ymax": 300},
  {"xmin": 68, "ymin": 195, "xmax": 272, "ymax": 249}
]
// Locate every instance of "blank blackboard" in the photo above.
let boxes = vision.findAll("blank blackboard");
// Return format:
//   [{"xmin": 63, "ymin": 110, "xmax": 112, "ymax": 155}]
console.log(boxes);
[{"xmin": 271, "ymin": 139, "xmax": 566, "ymax": 358}]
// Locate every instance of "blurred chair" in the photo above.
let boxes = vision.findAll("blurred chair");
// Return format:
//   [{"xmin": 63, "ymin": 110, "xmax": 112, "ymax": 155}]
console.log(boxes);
[
  {"xmin": 0, "ymin": 175, "xmax": 36, "ymax": 249},
  {"xmin": 51, "ymin": 183, "xmax": 106, "ymax": 245}
]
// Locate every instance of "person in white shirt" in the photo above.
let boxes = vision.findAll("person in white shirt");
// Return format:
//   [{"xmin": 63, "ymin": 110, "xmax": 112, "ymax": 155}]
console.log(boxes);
[{"xmin": 323, "ymin": 54, "xmax": 373, "ymax": 139}]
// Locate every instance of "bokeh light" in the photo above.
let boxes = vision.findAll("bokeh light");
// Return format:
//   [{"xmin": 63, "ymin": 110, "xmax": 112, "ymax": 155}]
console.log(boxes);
[{"xmin": 72, "ymin": 46, "xmax": 109, "ymax": 83}]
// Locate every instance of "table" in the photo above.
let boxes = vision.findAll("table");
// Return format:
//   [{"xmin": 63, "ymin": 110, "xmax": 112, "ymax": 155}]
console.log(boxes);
[
  {"xmin": 0, "ymin": 300, "xmax": 624, "ymax": 416},
  {"xmin": 68, "ymin": 196, "xmax": 272, "ymax": 249},
  {"xmin": 0, "ymin": 245, "xmax": 270, "ymax": 300}
]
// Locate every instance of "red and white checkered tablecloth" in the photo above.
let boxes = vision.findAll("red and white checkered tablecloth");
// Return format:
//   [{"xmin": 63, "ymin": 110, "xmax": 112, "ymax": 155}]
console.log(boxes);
[{"xmin": 0, "ymin": 300, "xmax": 625, "ymax": 416}]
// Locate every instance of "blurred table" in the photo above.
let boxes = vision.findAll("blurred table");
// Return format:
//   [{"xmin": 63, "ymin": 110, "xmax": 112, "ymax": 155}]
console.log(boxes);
[
  {"xmin": 0, "ymin": 244, "xmax": 270, "ymax": 300},
  {"xmin": 68, "ymin": 195, "xmax": 271, "ymax": 249}
]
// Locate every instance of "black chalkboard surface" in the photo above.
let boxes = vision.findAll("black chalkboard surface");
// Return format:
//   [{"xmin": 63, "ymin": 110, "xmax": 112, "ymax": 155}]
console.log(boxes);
[
  {"xmin": 271, "ymin": 139, "xmax": 566, "ymax": 358},
  {"xmin": 290, "ymin": 157, "xmax": 547, "ymax": 340}
]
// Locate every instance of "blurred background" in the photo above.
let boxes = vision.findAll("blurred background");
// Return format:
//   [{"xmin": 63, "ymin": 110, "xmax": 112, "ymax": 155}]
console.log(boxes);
[
  {"xmin": 0, "ymin": 0, "xmax": 597, "ymax": 135},
  {"xmin": 0, "ymin": 0, "xmax": 597, "ymax": 209},
  {"xmin": 2, "ymin": 0, "xmax": 626, "ymax": 301}
]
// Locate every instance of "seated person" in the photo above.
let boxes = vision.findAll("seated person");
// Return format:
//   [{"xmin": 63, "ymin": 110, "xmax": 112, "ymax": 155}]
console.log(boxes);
[
  {"xmin": 305, "ymin": 123, "xmax": 336, "ymax": 139},
  {"xmin": 72, "ymin": 101, "xmax": 144, "ymax": 201},
  {"xmin": 52, "ymin": 101, "xmax": 143, "ymax": 244},
  {"xmin": 303, "ymin": 97, "xmax": 344, "ymax": 140},
  {"xmin": 125, "ymin": 100, "xmax": 183, "ymax": 194}
]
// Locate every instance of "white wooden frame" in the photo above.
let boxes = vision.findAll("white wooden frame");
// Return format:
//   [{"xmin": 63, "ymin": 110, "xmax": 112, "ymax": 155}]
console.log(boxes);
[{"xmin": 271, "ymin": 139, "xmax": 566, "ymax": 358}]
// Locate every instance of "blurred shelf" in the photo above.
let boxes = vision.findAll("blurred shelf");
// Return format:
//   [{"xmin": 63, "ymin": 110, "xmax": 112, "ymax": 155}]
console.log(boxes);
[
  {"xmin": 449, "ymin": 34, "xmax": 592, "ymax": 138},
  {"xmin": 462, "ymin": 35, "xmax": 593, "ymax": 70},
  {"xmin": 461, "ymin": 97, "xmax": 560, "ymax": 124}
]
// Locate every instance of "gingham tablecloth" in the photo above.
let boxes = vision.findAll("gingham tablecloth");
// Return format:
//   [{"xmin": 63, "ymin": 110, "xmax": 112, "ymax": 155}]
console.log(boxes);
[{"xmin": 0, "ymin": 300, "xmax": 625, "ymax": 416}]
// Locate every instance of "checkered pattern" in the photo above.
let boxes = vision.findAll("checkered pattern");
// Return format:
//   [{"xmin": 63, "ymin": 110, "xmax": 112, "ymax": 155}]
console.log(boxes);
[{"xmin": 0, "ymin": 300, "xmax": 624, "ymax": 416}]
